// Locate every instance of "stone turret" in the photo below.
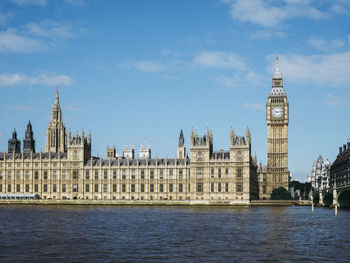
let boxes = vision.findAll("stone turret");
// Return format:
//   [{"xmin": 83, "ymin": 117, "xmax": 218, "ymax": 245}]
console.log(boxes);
[
  {"xmin": 23, "ymin": 120, "xmax": 35, "ymax": 153},
  {"xmin": 8, "ymin": 129, "xmax": 21, "ymax": 154},
  {"xmin": 177, "ymin": 130, "xmax": 186, "ymax": 159}
]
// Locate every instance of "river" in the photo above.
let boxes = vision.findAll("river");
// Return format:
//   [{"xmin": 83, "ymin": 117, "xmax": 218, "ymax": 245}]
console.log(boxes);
[{"xmin": 0, "ymin": 205, "xmax": 349, "ymax": 262}]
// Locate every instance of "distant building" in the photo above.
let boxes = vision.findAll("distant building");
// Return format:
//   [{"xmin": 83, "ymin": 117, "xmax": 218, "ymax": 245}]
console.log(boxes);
[
  {"xmin": 307, "ymin": 155, "xmax": 331, "ymax": 191},
  {"xmin": 123, "ymin": 145, "xmax": 135, "ymax": 159},
  {"xmin": 23, "ymin": 121, "xmax": 35, "ymax": 154}
]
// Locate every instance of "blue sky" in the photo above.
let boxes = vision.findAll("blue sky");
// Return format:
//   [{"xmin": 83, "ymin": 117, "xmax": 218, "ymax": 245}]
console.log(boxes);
[{"xmin": 1, "ymin": 0, "xmax": 350, "ymax": 182}]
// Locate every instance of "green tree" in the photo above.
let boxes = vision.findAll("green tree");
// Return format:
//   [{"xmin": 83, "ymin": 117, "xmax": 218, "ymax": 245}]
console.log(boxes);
[{"xmin": 271, "ymin": 187, "xmax": 291, "ymax": 200}]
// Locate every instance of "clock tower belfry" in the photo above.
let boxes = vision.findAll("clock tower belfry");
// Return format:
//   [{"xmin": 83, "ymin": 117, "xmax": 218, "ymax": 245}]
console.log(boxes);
[{"xmin": 265, "ymin": 55, "xmax": 289, "ymax": 197}]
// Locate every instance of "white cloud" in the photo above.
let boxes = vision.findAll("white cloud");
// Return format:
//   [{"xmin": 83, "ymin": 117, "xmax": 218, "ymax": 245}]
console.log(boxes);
[
  {"xmin": 274, "ymin": 52, "xmax": 350, "ymax": 85},
  {"xmin": 193, "ymin": 51, "xmax": 246, "ymax": 70},
  {"xmin": 0, "ymin": 73, "xmax": 72, "ymax": 87},
  {"xmin": 244, "ymin": 102, "xmax": 264, "ymax": 110},
  {"xmin": 308, "ymin": 37, "xmax": 344, "ymax": 51},
  {"xmin": 225, "ymin": 0, "xmax": 326, "ymax": 27},
  {"xmin": 322, "ymin": 93, "xmax": 350, "ymax": 108},
  {"xmin": 119, "ymin": 60, "xmax": 168, "ymax": 72},
  {"xmin": 7, "ymin": 0, "xmax": 47, "ymax": 6},
  {"xmin": 0, "ymin": 29, "xmax": 42, "ymax": 53},
  {"xmin": 0, "ymin": 21, "xmax": 79, "ymax": 53}
]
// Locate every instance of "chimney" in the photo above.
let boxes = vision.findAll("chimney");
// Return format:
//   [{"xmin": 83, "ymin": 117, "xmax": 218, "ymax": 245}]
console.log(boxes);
[
  {"xmin": 347, "ymin": 142, "xmax": 350, "ymax": 150},
  {"xmin": 339, "ymin": 147, "xmax": 342, "ymax": 154},
  {"xmin": 343, "ymin": 144, "xmax": 347, "ymax": 151}
]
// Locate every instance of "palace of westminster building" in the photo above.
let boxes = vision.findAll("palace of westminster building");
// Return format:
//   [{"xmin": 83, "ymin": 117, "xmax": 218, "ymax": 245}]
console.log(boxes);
[{"xmin": 0, "ymin": 58, "xmax": 289, "ymax": 203}]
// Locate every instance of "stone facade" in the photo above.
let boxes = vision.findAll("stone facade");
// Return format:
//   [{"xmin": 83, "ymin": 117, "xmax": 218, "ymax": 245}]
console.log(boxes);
[{"xmin": 0, "ymin": 89, "xmax": 259, "ymax": 203}]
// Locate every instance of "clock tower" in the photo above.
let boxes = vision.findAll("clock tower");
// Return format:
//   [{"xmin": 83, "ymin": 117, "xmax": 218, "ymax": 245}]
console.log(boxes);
[{"xmin": 266, "ymin": 56, "xmax": 289, "ymax": 197}]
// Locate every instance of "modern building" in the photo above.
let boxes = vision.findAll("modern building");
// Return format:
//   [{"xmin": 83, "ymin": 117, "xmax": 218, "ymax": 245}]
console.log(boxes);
[
  {"xmin": 307, "ymin": 155, "xmax": 331, "ymax": 191},
  {"xmin": 0, "ymin": 88, "xmax": 259, "ymax": 203},
  {"xmin": 258, "ymin": 55, "xmax": 290, "ymax": 199}
]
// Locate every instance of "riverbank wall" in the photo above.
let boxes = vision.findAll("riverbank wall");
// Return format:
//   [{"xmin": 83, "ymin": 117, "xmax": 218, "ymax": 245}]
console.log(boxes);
[{"xmin": 0, "ymin": 199, "xmax": 311, "ymax": 206}]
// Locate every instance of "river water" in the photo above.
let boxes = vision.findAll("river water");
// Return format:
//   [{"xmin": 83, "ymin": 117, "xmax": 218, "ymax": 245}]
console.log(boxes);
[{"xmin": 0, "ymin": 205, "xmax": 349, "ymax": 262}]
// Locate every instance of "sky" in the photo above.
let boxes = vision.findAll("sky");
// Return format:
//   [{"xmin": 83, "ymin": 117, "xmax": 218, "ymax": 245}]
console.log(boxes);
[{"xmin": 0, "ymin": 0, "xmax": 350, "ymax": 182}]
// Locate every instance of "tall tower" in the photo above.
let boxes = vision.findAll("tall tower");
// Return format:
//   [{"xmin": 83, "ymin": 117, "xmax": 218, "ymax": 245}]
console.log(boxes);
[
  {"xmin": 8, "ymin": 129, "xmax": 21, "ymax": 154},
  {"xmin": 177, "ymin": 130, "xmax": 186, "ymax": 159},
  {"xmin": 266, "ymin": 55, "xmax": 289, "ymax": 195},
  {"xmin": 45, "ymin": 87, "xmax": 67, "ymax": 153},
  {"xmin": 23, "ymin": 120, "xmax": 35, "ymax": 153}
]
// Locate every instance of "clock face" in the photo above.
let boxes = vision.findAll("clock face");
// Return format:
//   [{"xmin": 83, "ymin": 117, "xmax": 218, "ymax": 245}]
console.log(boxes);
[{"xmin": 272, "ymin": 106, "xmax": 283, "ymax": 118}]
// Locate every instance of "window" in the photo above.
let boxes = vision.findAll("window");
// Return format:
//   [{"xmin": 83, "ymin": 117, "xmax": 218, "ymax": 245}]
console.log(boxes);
[
  {"xmin": 62, "ymin": 184, "xmax": 66, "ymax": 192},
  {"xmin": 103, "ymin": 184, "xmax": 107, "ymax": 193},
  {"xmin": 196, "ymin": 168, "xmax": 203, "ymax": 179},
  {"xmin": 44, "ymin": 171, "xmax": 48, "ymax": 180},
  {"xmin": 263, "ymin": 173, "xmax": 266, "ymax": 182},
  {"xmin": 35, "ymin": 184, "xmax": 38, "ymax": 192},
  {"xmin": 25, "ymin": 171, "xmax": 30, "ymax": 180},
  {"xmin": 169, "ymin": 184, "xmax": 173, "ymax": 193},
  {"xmin": 211, "ymin": 183, "xmax": 214, "ymax": 192},
  {"xmin": 263, "ymin": 184, "xmax": 266, "ymax": 194},
  {"xmin": 236, "ymin": 183, "xmax": 243, "ymax": 192},
  {"xmin": 198, "ymin": 152, "xmax": 202, "ymax": 160},
  {"xmin": 122, "ymin": 184, "xmax": 126, "ymax": 192},
  {"xmin": 73, "ymin": 170, "xmax": 78, "ymax": 180},
  {"xmin": 73, "ymin": 184, "xmax": 78, "ymax": 192},
  {"xmin": 159, "ymin": 170, "xmax": 164, "ymax": 179},
  {"xmin": 225, "ymin": 183, "xmax": 229, "ymax": 192},
  {"xmin": 0, "ymin": 172, "xmax": 3, "ymax": 180},
  {"xmin": 7, "ymin": 172, "xmax": 11, "ymax": 180},
  {"xmin": 44, "ymin": 184, "xmax": 47, "ymax": 192},
  {"xmin": 141, "ymin": 184, "xmax": 145, "ymax": 192},
  {"xmin": 197, "ymin": 183, "xmax": 203, "ymax": 192},
  {"xmin": 8, "ymin": 184, "xmax": 11, "ymax": 192},
  {"xmin": 94, "ymin": 184, "xmax": 99, "ymax": 192},
  {"xmin": 95, "ymin": 171, "xmax": 98, "ymax": 180},
  {"xmin": 141, "ymin": 170, "xmax": 145, "ymax": 179},
  {"xmin": 150, "ymin": 184, "xmax": 154, "ymax": 192},
  {"xmin": 237, "ymin": 151, "xmax": 242, "ymax": 160},
  {"xmin": 16, "ymin": 173, "xmax": 21, "ymax": 180},
  {"xmin": 86, "ymin": 171, "xmax": 90, "ymax": 180},
  {"xmin": 211, "ymin": 168, "xmax": 214, "ymax": 178},
  {"xmin": 104, "ymin": 170, "xmax": 108, "ymax": 179},
  {"xmin": 160, "ymin": 184, "xmax": 163, "ymax": 192},
  {"xmin": 218, "ymin": 169, "xmax": 221, "ymax": 178},
  {"xmin": 16, "ymin": 184, "xmax": 20, "ymax": 192},
  {"xmin": 188, "ymin": 184, "xmax": 190, "ymax": 192},
  {"xmin": 35, "ymin": 171, "xmax": 39, "ymax": 180},
  {"xmin": 113, "ymin": 170, "xmax": 117, "ymax": 180},
  {"xmin": 62, "ymin": 171, "xmax": 66, "ymax": 180},
  {"xmin": 113, "ymin": 184, "xmax": 117, "ymax": 192},
  {"xmin": 122, "ymin": 170, "xmax": 126, "ymax": 179},
  {"xmin": 74, "ymin": 150, "xmax": 78, "ymax": 159},
  {"xmin": 53, "ymin": 171, "xmax": 57, "ymax": 181},
  {"xmin": 236, "ymin": 168, "xmax": 242, "ymax": 179},
  {"xmin": 179, "ymin": 183, "xmax": 183, "ymax": 193},
  {"xmin": 225, "ymin": 168, "xmax": 229, "ymax": 177},
  {"xmin": 53, "ymin": 184, "xmax": 57, "ymax": 192},
  {"xmin": 179, "ymin": 169, "xmax": 183, "ymax": 180},
  {"xmin": 131, "ymin": 184, "xmax": 135, "ymax": 192},
  {"xmin": 169, "ymin": 169, "xmax": 173, "ymax": 178},
  {"xmin": 150, "ymin": 170, "xmax": 154, "ymax": 179},
  {"xmin": 0, "ymin": 184, "xmax": 2, "ymax": 192},
  {"xmin": 218, "ymin": 183, "xmax": 221, "ymax": 192},
  {"xmin": 86, "ymin": 184, "xmax": 90, "ymax": 192}
]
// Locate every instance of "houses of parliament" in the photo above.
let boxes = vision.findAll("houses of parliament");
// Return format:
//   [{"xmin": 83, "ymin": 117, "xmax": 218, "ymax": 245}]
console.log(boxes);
[{"xmin": 0, "ymin": 58, "xmax": 289, "ymax": 203}]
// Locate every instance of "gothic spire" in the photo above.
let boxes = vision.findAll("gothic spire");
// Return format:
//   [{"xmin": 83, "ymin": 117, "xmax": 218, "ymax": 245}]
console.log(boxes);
[
  {"xmin": 55, "ymin": 86, "xmax": 60, "ymax": 105},
  {"xmin": 273, "ymin": 54, "xmax": 282, "ymax": 80}
]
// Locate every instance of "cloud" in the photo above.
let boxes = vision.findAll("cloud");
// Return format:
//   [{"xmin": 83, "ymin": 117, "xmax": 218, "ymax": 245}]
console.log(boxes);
[
  {"xmin": 244, "ymin": 102, "xmax": 264, "ymax": 110},
  {"xmin": 308, "ymin": 37, "xmax": 344, "ymax": 51},
  {"xmin": 4, "ymin": 104, "xmax": 36, "ymax": 111},
  {"xmin": 0, "ymin": 73, "xmax": 72, "ymax": 87},
  {"xmin": 193, "ymin": 51, "xmax": 246, "ymax": 70},
  {"xmin": 322, "ymin": 93, "xmax": 350, "ymax": 108},
  {"xmin": 119, "ymin": 60, "xmax": 168, "ymax": 72},
  {"xmin": 225, "ymin": 0, "xmax": 326, "ymax": 27},
  {"xmin": 250, "ymin": 29, "xmax": 286, "ymax": 39},
  {"xmin": 7, "ymin": 0, "xmax": 47, "ymax": 6},
  {"xmin": 0, "ymin": 21, "xmax": 79, "ymax": 53},
  {"xmin": 275, "ymin": 52, "xmax": 350, "ymax": 85}
]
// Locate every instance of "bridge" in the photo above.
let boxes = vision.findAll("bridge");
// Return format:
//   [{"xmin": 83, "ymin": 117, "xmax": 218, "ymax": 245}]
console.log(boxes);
[{"xmin": 312, "ymin": 183, "xmax": 350, "ymax": 208}]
